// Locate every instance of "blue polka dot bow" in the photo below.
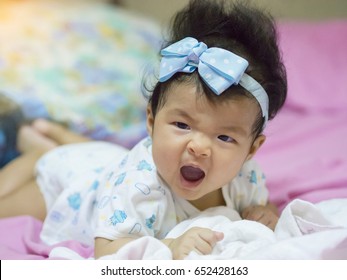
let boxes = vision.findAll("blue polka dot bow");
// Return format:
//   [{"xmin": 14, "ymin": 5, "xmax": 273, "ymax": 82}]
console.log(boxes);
[
  {"xmin": 159, "ymin": 37, "xmax": 269, "ymax": 127},
  {"xmin": 159, "ymin": 37, "xmax": 249, "ymax": 95}
]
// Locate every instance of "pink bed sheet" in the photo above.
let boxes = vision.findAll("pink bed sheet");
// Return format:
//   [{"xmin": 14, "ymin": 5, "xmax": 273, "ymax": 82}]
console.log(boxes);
[
  {"xmin": 255, "ymin": 20, "xmax": 347, "ymax": 211},
  {"xmin": 0, "ymin": 216, "xmax": 93, "ymax": 259},
  {"xmin": 1, "ymin": 20, "xmax": 347, "ymax": 260}
]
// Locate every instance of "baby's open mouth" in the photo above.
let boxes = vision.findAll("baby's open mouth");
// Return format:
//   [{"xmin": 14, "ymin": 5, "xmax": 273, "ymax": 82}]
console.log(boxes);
[{"xmin": 180, "ymin": 166, "xmax": 205, "ymax": 182}]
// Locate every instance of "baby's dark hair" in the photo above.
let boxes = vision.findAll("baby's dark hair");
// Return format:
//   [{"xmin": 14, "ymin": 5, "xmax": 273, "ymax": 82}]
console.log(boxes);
[{"xmin": 145, "ymin": 0, "xmax": 287, "ymax": 136}]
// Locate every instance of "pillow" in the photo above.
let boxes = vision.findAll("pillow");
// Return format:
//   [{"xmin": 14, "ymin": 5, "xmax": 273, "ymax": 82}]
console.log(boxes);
[{"xmin": 0, "ymin": 1, "xmax": 161, "ymax": 148}]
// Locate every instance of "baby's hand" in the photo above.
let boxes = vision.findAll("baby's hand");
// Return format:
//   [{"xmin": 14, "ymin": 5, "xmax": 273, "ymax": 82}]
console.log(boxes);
[
  {"xmin": 164, "ymin": 227, "xmax": 224, "ymax": 260},
  {"xmin": 241, "ymin": 205, "xmax": 278, "ymax": 230}
]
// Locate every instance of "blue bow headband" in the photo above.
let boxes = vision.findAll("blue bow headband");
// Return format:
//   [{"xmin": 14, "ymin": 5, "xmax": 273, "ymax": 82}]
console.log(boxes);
[{"xmin": 159, "ymin": 37, "xmax": 269, "ymax": 127}]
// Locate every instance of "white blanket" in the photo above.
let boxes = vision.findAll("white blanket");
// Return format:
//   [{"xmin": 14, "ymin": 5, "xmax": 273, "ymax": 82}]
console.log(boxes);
[{"xmin": 50, "ymin": 199, "xmax": 347, "ymax": 260}]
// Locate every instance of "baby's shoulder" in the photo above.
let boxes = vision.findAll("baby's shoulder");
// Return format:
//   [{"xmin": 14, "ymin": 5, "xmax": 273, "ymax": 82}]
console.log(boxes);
[
  {"xmin": 240, "ymin": 158, "xmax": 263, "ymax": 173},
  {"xmin": 117, "ymin": 137, "xmax": 155, "ymax": 171},
  {"xmin": 98, "ymin": 137, "xmax": 159, "ymax": 188},
  {"xmin": 227, "ymin": 158, "xmax": 266, "ymax": 187}
]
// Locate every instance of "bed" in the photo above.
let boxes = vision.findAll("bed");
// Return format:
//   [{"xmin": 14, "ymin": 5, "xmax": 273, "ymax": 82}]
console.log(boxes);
[{"xmin": 0, "ymin": 1, "xmax": 346, "ymax": 259}]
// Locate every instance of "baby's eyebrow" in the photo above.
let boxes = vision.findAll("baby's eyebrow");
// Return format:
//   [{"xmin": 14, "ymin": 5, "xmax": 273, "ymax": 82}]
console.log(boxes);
[{"xmin": 170, "ymin": 108, "xmax": 193, "ymax": 121}]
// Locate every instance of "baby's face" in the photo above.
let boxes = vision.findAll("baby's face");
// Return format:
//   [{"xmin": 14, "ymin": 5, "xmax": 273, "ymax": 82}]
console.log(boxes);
[{"xmin": 146, "ymin": 83, "xmax": 265, "ymax": 210}]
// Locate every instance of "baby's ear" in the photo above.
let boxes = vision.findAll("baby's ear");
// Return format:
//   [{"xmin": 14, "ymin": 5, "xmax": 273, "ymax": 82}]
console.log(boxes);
[
  {"xmin": 246, "ymin": 134, "xmax": 266, "ymax": 161},
  {"xmin": 146, "ymin": 105, "xmax": 154, "ymax": 136}
]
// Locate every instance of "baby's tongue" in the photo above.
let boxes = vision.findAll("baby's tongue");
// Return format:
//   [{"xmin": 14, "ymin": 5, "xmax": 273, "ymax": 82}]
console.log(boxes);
[{"xmin": 180, "ymin": 166, "xmax": 205, "ymax": 182}]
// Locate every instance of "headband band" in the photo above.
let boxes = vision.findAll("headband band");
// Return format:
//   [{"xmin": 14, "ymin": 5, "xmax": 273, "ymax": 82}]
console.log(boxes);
[{"xmin": 159, "ymin": 37, "xmax": 269, "ymax": 128}]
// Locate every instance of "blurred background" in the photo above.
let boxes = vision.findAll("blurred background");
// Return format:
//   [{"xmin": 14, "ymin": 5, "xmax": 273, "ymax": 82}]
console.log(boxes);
[
  {"xmin": 0, "ymin": 0, "xmax": 346, "ymax": 155},
  {"xmin": 121, "ymin": 0, "xmax": 347, "ymax": 22},
  {"xmin": 1, "ymin": 1, "xmax": 347, "ymax": 244}
]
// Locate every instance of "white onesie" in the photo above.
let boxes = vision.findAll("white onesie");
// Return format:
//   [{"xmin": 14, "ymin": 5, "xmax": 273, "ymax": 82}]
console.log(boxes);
[{"xmin": 36, "ymin": 137, "xmax": 268, "ymax": 246}]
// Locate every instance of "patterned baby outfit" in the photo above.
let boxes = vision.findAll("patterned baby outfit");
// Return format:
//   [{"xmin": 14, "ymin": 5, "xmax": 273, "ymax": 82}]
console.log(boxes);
[{"xmin": 36, "ymin": 137, "xmax": 268, "ymax": 246}]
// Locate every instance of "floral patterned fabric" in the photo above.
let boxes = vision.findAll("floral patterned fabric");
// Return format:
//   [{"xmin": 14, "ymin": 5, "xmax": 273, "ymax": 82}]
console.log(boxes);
[{"xmin": 0, "ymin": 1, "xmax": 161, "ymax": 148}]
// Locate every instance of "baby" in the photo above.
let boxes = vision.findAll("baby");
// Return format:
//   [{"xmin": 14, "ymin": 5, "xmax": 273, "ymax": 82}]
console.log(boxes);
[{"xmin": 0, "ymin": 0, "xmax": 287, "ymax": 260}]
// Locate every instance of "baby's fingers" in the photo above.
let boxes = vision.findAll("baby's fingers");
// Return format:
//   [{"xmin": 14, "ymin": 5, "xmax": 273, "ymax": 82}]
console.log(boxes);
[
  {"xmin": 257, "ymin": 215, "xmax": 278, "ymax": 231},
  {"xmin": 242, "ymin": 206, "xmax": 264, "ymax": 221},
  {"xmin": 195, "ymin": 230, "xmax": 224, "ymax": 255}
]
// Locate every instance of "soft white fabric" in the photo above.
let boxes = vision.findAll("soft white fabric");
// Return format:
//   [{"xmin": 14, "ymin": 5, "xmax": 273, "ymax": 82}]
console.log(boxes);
[
  {"xmin": 49, "ymin": 198, "xmax": 347, "ymax": 260},
  {"xmin": 100, "ymin": 198, "xmax": 347, "ymax": 260}
]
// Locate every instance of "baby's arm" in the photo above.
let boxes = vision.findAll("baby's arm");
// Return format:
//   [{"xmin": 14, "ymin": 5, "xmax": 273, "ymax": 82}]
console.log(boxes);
[
  {"xmin": 163, "ymin": 227, "xmax": 224, "ymax": 260},
  {"xmin": 241, "ymin": 203, "xmax": 278, "ymax": 230},
  {"xmin": 94, "ymin": 227, "xmax": 224, "ymax": 260}
]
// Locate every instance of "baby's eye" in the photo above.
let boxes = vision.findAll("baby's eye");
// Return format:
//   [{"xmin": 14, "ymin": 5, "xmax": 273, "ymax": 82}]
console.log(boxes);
[
  {"xmin": 175, "ymin": 122, "xmax": 190, "ymax": 130},
  {"xmin": 218, "ymin": 135, "xmax": 234, "ymax": 143}
]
